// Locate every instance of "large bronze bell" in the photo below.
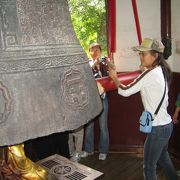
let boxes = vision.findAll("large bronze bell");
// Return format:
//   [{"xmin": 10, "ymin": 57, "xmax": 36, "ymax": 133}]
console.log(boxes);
[
  {"xmin": 0, "ymin": 0, "xmax": 102, "ymax": 178},
  {"xmin": 0, "ymin": 0, "xmax": 102, "ymax": 147}
]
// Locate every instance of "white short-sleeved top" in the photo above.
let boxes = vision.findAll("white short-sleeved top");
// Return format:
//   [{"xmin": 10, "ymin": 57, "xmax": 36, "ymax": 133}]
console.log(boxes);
[{"xmin": 118, "ymin": 66, "xmax": 172, "ymax": 126}]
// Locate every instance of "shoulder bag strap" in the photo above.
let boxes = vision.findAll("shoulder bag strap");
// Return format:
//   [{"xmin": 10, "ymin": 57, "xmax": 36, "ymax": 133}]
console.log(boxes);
[{"xmin": 154, "ymin": 72, "xmax": 166, "ymax": 116}]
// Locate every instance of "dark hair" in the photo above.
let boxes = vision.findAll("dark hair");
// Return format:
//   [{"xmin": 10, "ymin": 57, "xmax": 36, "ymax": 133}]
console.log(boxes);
[{"xmin": 151, "ymin": 50, "xmax": 172, "ymax": 87}]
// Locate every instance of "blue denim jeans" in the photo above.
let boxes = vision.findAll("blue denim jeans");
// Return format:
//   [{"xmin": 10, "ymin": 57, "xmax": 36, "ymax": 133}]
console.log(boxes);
[
  {"xmin": 84, "ymin": 96, "xmax": 109, "ymax": 153},
  {"xmin": 143, "ymin": 122, "xmax": 178, "ymax": 180}
]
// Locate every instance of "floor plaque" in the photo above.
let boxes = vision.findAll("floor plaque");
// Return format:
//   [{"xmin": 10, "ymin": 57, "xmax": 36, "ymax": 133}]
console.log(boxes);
[{"xmin": 37, "ymin": 154, "xmax": 104, "ymax": 180}]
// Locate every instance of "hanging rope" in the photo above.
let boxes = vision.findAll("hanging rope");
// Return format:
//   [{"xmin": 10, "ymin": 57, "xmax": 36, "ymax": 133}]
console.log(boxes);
[{"xmin": 131, "ymin": 0, "xmax": 142, "ymax": 45}]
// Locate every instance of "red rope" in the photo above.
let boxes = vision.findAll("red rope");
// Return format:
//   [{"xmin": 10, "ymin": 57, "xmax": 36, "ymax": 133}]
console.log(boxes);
[
  {"xmin": 105, "ymin": 0, "xmax": 110, "ymax": 57},
  {"xmin": 131, "ymin": 0, "xmax": 142, "ymax": 45},
  {"xmin": 109, "ymin": 0, "xmax": 116, "ymax": 53}
]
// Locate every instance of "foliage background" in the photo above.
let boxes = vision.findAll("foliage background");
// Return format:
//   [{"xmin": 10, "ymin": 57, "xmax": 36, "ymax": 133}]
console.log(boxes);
[{"xmin": 68, "ymin": 0, "xmax": 107, "ymax": 56}]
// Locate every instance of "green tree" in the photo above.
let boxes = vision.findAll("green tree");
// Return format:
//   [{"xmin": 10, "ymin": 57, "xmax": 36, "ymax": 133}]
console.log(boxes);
[{"xmin": 68, "ymin": 0, "xmax": 107, "ymax": 56}]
